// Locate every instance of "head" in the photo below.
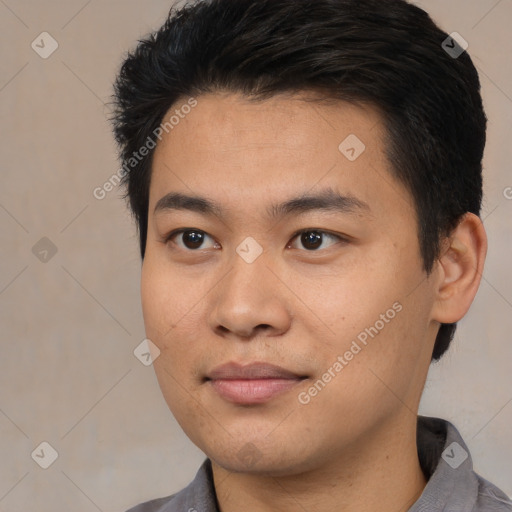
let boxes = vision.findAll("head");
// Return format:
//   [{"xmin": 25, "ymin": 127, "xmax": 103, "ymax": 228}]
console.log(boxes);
[{"xmin": 111, "ymin": 0, "xmax": 487, "ymax": 475}]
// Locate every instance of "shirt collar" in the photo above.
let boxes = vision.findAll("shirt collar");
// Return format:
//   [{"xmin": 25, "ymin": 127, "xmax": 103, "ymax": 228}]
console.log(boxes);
[{"xmin": 410, "ymin": 415, "xmax": 480, "ymax": 511}]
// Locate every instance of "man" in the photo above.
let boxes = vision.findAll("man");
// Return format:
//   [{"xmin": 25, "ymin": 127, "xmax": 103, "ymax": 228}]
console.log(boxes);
[{"xmin": 111, "ymin": 0, "xmax": 511, "ymax": 510}]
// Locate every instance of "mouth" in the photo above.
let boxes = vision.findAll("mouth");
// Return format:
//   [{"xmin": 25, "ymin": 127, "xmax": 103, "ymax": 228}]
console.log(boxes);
[{"xmin": 205, "ymin": 362, "xmax": 308, "ymax": 405}]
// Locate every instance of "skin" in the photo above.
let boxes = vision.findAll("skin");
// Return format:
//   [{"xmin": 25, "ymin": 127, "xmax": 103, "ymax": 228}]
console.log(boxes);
[{"xmin": 141, "ymin": 92, "xmax": 487, "ymax": 512}]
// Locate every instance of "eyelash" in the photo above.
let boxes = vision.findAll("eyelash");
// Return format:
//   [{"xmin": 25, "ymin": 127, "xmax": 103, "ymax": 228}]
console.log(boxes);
[{"xmin": 163, "ymin": 228, "xmax": 349, "ymax": 252}]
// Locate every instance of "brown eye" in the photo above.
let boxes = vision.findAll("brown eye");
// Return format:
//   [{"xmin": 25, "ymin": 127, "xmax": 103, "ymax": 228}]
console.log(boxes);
[
  {"xmin": 288, "ymin": 230, "xmax": 345, "ymax": 251},
  {"xmin": 181, "ymin": 230, "xmax": 206, "ymax": 249},
  {"xmin": 166, "ymin": 229, "xmax": 219, "ymax": 250},
  {"xmin": 300, "ymin": 231, "xmax": 323, "ymax": 250}
]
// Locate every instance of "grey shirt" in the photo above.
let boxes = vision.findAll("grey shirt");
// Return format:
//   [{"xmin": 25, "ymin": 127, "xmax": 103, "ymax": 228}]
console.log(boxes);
[{"xmin": 127, "ymin": 416, "xmax": 512, "ymax": 512}]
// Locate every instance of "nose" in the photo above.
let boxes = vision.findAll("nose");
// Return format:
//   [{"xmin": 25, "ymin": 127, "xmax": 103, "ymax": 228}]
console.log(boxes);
[{"xmin": 208, "ymin": 252, "xmax": 292, "ymax": 340}]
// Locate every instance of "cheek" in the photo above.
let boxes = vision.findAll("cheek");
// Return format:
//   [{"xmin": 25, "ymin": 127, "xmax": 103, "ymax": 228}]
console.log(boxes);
[
  {"xmin": 140, "ymin": 255, "xmax": 206, "ymax": 373},
  {"xmin": 303, "ymin": 259, "xmax": 401, "ymax": 340},
  {"xmin": 141, "ymin": 252, "xmax": 199, "ymax": 334},
  {"xmin": 140, "ymin": 260, "xmax": 201, "ymax": 415},
  {"xmin": 141, "ymin": 259, "xmax": 167, "ymax": 335},
  {"xmin": 310, "ymin": 247, "xmax": 429, "ymax": 371}
]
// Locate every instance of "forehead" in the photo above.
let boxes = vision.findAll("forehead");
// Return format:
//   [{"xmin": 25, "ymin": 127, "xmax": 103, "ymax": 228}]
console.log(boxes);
[
  {"xmin": 149, "ymin": 92, "xmax": 413, "ymax": 220},
  {"xmin": 155, "ymin": 91, "xmax": 382, "ymax": 158}
]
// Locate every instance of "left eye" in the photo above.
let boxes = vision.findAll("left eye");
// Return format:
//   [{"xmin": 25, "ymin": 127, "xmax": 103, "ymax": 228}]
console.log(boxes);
[{"xmin": 287, "ymin": 230, "xmax": 345, "ymax": 251}]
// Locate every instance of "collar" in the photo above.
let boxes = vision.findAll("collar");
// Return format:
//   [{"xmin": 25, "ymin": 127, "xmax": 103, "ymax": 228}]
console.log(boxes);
[{"xmin": 131, "ymin": 416, "xmax": 511, "ymax": 512}]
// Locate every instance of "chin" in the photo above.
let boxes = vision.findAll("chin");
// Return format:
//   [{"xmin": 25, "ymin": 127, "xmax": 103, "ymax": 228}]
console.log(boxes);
[{"xmin": 208, "ymin": 443, "xmax": 318, "ymax": 477}]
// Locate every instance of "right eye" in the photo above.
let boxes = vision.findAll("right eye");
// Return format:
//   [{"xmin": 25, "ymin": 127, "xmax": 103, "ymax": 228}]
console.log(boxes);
[{"xmin": 165, "ymin": 229, "xmax": 220, "ymax": 251}]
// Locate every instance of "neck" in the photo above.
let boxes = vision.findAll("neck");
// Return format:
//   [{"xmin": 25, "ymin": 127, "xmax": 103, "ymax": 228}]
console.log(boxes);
[{"xmin": 211, "ymin": 413, "xmax": 427, "ymax": 512}]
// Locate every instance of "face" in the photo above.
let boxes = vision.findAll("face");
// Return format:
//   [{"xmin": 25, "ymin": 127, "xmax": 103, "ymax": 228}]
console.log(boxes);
[{"xmin": 142, "ymin": 92, "xmax": 440, "ymax": 476}]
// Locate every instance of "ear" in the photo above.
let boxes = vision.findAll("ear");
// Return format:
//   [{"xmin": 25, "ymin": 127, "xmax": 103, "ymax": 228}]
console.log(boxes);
[{"xmin": 431, "ymin": 212, "xmax": 487, "ymax": 324}]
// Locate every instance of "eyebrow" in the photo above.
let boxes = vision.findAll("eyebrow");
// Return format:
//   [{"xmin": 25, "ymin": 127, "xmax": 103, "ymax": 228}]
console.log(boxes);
[{"xmin": 153, "ymin": 187, "xmax": 371, "ymax": 221}]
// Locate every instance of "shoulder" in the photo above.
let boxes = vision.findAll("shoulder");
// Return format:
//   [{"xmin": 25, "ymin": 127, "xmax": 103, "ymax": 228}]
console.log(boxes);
[
  {"xmin": 125, "ymin": 493, "xmax": 178, "ymax": 512},
  {"xmin": 124, "ymin": 458, "xmax": 217, "ymax": 512},
  {"xmin": 413, "ymin": 416, "xmax": 512, "ymax": 512},
  {"xmin": 474, "ymin": 475, "xmax": 512, "ymax": 511}
]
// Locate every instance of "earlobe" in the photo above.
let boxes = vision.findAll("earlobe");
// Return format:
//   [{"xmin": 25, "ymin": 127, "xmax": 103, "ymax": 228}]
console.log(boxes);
[{"xmin": 431, "ymin": 213, "xmax": 487, "ymax": 324}]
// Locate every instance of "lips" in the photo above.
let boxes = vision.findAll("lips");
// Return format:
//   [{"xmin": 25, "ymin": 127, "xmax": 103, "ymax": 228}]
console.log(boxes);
[
  {"xmin": 207, "ymin": 362, "xmax": 304, "ymax": 380},
  {"xmin": 206, "ymin": 362, "xmax": 307, "ymax": 404}
]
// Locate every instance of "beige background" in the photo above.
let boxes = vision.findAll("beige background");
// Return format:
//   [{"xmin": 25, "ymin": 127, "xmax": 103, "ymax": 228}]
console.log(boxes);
[{"xmin": 0, "ymin": 0, "xmax": 511, "ymax": 510}]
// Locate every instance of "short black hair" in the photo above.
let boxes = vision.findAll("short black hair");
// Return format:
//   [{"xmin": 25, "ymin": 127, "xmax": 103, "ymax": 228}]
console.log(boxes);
[{"xmin": 111, "ymin": 0, "xmax": 487, "ymax": 362}]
